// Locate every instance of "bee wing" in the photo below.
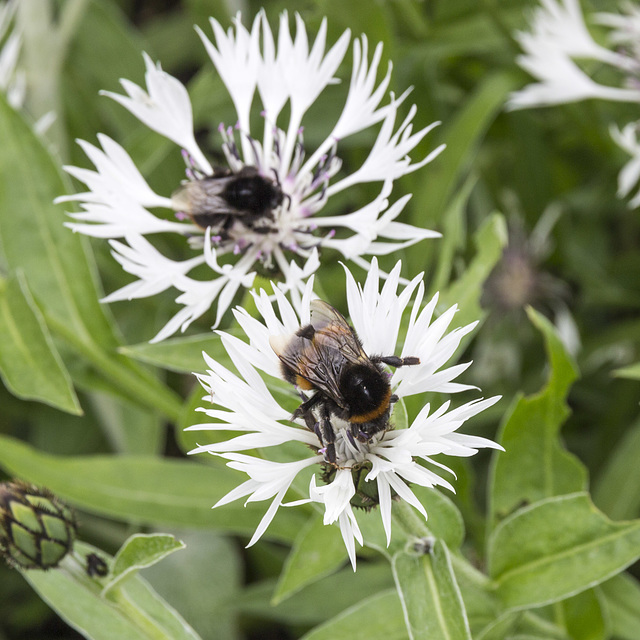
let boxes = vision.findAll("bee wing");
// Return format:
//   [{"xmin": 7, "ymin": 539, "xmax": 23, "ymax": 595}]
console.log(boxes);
[
  {"xmin": 309, "ymin": 300, "xmax": 366, "ymax": 364},
  {"xmin": 173, "ymin": 175, "xmax": 251, "ymax": 218}
]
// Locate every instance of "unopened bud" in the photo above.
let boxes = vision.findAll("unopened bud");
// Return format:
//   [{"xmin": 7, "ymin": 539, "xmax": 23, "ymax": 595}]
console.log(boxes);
[{"xmin": 0, "ymin": 481, "xmax": 77, "ymax": 570}]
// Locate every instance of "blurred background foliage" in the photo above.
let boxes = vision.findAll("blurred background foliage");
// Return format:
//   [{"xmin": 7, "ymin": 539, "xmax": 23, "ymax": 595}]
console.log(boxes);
[{"xmin": 1, "ymin": 0, "xmax": 639, "ymax": 638}]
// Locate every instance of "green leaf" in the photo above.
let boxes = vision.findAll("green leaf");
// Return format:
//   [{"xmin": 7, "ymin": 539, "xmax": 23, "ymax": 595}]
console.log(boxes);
[
  {"xmin": 143, "ymin": 531, "xmax": 242, "ymax": 640},
  {"xmin": 0, "ymin": 91, "xmax": 182, "ymax": 421},
  {"xmin": 452, "ymin": 557, "xmax": 503, "ymax": 637},
  {"xmin": 88, "ymin": 392, "xmax": 163, "ymax": 455},
  {"xmin": 430, "ymin": 175, "xmax": 475, "ymax": 294},
  {"xmin": 475, "ymin": 613, "xmax": 520, "ymax": 640},
  {"xmin": 593, "ymin": 416, "xmax": 640, "ymax": 520},
  {"xmin": 22, "ymin": 541, "xmax": 201, "ymax": 640},
  {"xmin": 489, "ymin": 308, "xmax": 585, "ymax": 525},
  {"xmin": 0, "ymin": 92, "xmax": 114, "ymax": 350},
  {"xmin": 240, "ymin": 564, "xmax": 395, "ymax": 626},
  {"xmin": 103, "ymin": 534, "xmax": 185, "ymax": 595},
  {"xmin": 411, "ymin": 72, "xmax": 519, "ymax": 228},
  {"xmin": 488, "ymin": 493, "xmax": 640, "ymax": 610},
  {"xmin": 300, "ymin": 589, "xmax": 406, "ymax": 640},
  {"xmin": 599, "ymin": 573, "xmax": 640, "ymax": 640},
  {"xmin": 392, "ymin": 540, "xmax": 471, "ymax": 640},
  {"xmin": 0, "ymin": 272, "xmax": 80, "ymax": 414},
  {"xmin": 561, "ymin": 589, "xmax": 606, "ymax": 640},
  {"xmin": 437, "ymin": 212, "xmax": 507, "ymax": 329},
  {"xmin": 273, "ymin": 513, "xmax": 348, "ymax": 604},
  {"xmin": 613, "ymin": 361, "xmax": 640, "ymax": 381},
  {"xmin": 0, "ymin": 435, "xmax": 307, "ymax": 542},
  {"xmin": 120, "ymin": 333, "xmax": 233, "ymax": 374}
]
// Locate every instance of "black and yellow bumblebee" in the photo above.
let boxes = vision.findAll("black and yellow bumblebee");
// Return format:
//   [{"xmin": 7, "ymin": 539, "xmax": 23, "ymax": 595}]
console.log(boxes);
[
  {"xmin": 172, "ymin": 165, "xmax": 285, "ymax": 235},
  {"xmin": 269, "ymin": 300, "xmax": 420, "ymax": 464}
]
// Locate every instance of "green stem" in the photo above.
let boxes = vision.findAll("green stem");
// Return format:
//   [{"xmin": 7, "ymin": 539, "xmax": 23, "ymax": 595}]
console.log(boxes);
[
  {"xmin": 46, "ymin": 313, "xmax": 183, "ymax": 422},
  {"xmin": 105, "ymin": 589, "xmax": 176, "ymax": 640},
  {"xmin": 392, "ymin": 499, "xmax": 431, "ymax": 541}
]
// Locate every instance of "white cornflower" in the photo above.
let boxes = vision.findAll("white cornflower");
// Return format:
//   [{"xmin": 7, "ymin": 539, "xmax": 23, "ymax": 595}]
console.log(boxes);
[
  {"xmin": 508, "ymin": 0, "xmax": 640, "ymax": 110},
  {"xmin": 57, "ymin": 11, "xmax": 444, "ymax": 342},
  {"xmin": 187, "ymin": 260, "xmax": 501, "ymax": 569},
  {"xmin": 610, "ymin": 121, "xmax": 640, "ymax": 207},
  {"xmin": 508, "ymin": 0, "xmax": 640, "ymax": 209},
  {"xmin": 0, "ymin": 0, "xmax": 25, "ymax": 109}
]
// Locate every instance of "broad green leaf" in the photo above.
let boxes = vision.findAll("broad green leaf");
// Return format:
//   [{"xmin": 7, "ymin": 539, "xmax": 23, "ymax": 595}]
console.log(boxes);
[
  {"xmin": 475, "ymin": 613, "xmax": 520, "ymax": 640},
  {"xmin": 22, "ymin": 541, "xmax": 201, "ymax": 640},
  {"xmin": 103, "ymin": 534, "xmax": 185, "ymax": 595},
  {"xmin": 489, "ymin": 308, "xmax": 585, "ymax": 526},
  {"xmin": 0, "ymin": 92, "xmax": 181, "ymax": 421},
  {"xmin": 593, "ymin": 416, "xmax": 640, "ymax": 520},
  {"xmin": 411, "ymin": 72, "xmax": 519, "ymax": 229},
  {"xmin": 488, "ymin": 493, "xmax": 640, "ymax": 610},
  {"xmin": 561, "ymin": 589, "xmax": 606, "ymax": 640},
  {"xmin": 613, "ymin": 362, "xmax": 640, "ymax": 380},
  {"xmin": 0, "ymin": 272, "xmax": 80, "ymax": 414},
  {"xmin": 273, "ymin": 513, "xmax": 348, "ymax": 604},
  {"xmin": 392, "ymin": 540, "xmax": 471, "ymax": 640},
  {"xmin": 240, "ymin": 564, "xmax": 395, "ymax": 626},
  {"xmin": 599, "ymin": 574, "xmax": 640, "ymax": 640},
  {"xmin": 437, "ymin": 212, "xmax": 507, "ymax": 329},
  {"xmin": 0, "ymin": 92, "xmax": 115, "ymax": 350},
  {"xmin": 476, "ymin": 609, "xmax": 568, "ymax": 640},
  {"xmin": 430, "ymin": 175, "xmax": 475, "ymax": 294},
  {"xmin": 88, "ymin": 392, "xmax": 163, "ymax": 455},
  {"xmin": 513, "ymin": 612, "xmax": 569, "ymax": 640},
  {"xmin": 452, "ymin": 556, "xmax": 503, "ymax": 636},
  {"xmin": 300, "ymin": 589, "xmax": 406, "ymax": 640},
  {"xmin": 0, "ymin": 435, "xmax": 307, "ymax": 542},
  {"xmin": 121, "ymin": 333, "xmax": 233, "ymax": 374},
  {"xmin": 143, "ymin": 531, "xmax": 242, "ymax": 640}
]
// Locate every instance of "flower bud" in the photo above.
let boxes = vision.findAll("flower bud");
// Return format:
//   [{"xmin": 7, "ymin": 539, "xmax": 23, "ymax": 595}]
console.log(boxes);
[{"xmin": 0, "ymin": 481, "xmax": 77, "ymax": 570}]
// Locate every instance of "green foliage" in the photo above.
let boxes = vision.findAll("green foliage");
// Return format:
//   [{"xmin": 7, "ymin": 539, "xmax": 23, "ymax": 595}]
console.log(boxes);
[
  {"xmin": 0, "ymin": 272, "xmax": 80, "ymax": 414},
  {"xmin": 392, "ymin": 541, "xmax": 472, "ymax": 640},
  {"xmin": 1, "ymin": 0, "xmax": 639, "ymax": 638},
  {"xmin": 22, "ymin": 539, "xmax": 201, "ymax": 640}
]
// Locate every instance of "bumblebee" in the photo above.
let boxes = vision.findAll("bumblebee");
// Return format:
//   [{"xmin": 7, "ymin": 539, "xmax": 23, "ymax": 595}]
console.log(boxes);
[
  {"xmin": 172, "ymin": 166, "xmax": 285, "ymax": 235},
  {"xmin": 269, "ymin": 300, "xmax": 420, "ymax": 464}
]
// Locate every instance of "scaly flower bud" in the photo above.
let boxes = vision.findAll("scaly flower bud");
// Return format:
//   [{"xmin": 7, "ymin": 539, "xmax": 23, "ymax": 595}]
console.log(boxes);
[{"xmin": 0, "ymin": 481, "xmax": 77, "ymax": 570}]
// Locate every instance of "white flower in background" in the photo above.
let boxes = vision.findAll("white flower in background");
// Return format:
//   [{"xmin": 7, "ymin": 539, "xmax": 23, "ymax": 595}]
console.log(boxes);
[
  {"xmin": 508, "ymin": 0, "xmax": 640, "ymax": 109},
  {"xmin": 508, "ymin": 0, "xmax": 640, "ymax": 208},
  {"xmin": 187, "ymin": 260, "xmax": 501, "ymax": 568},
  {"xmin": 610, "ymin": 121, "xmax": 640, "ymax": 207},
  {"xmin": 57, "ymin": 11, "xmax": 444, "ymax": 342},
  {"xmin": 0, "ymin": 0, "xmax": 25, "ymax": 109}
]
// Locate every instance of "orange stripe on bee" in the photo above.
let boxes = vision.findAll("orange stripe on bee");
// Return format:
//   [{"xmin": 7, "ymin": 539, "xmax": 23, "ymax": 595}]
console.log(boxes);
[
  {"xmin": 349, "ymin": 387, "xmax": 392, "ymax": 423},
  {"xmin": 295, "ymin": 375, "xmax": 314, "ymax": 390}
]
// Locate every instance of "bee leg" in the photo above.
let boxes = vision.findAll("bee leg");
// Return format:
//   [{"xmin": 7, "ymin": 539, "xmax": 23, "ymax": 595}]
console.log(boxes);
[
  {"xmin": 389, "ymin": 394, "xmax": 399, "ymax": 404},
  {"xmin": 292, "ymin": 392, "xmax": 322, "ymax": 422},
  {"xmin": 319, "ymin": 407, "xmax": 337, "ymax": 465},
  {"xmin": 251, "ymin": 224, "xmax": 274, "ymax": 234},
  {"xmin": 372, "ymin": 355, "xmax": 421, "ymax": 368}
]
